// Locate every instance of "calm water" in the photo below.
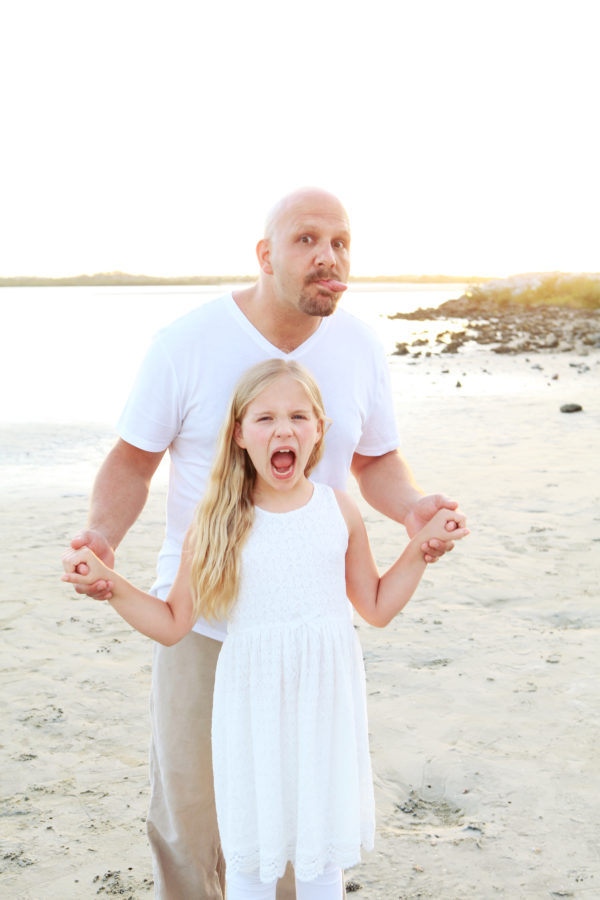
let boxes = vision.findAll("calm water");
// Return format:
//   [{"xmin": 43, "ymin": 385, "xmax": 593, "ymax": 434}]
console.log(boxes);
[{"xmin": 1, "ymin": 283, "xmax": 466, "ymax": 425}]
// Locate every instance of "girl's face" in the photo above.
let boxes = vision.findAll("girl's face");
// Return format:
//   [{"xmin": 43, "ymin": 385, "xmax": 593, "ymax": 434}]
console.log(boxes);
[{"xmin": 234, "ymin": 375, "xmax": 323, "ymax": 497}]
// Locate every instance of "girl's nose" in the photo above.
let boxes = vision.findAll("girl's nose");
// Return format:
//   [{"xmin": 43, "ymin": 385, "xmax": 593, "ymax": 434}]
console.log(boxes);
[{"xmin": 275, "ymin": 418, "xmax": 293, "ymax": 437}]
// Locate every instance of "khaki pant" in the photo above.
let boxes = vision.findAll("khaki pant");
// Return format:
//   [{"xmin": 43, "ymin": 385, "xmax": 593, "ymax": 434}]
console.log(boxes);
[{"xmin": 146, "ymin": 631, "xmax": 296, "ymax": 899}]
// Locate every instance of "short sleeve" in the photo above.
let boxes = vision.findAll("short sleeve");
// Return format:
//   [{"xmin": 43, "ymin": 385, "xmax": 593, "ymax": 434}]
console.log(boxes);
[
  {"xmin": 354, "ymin": 342, "xmax": 400, "ymax": 457},
  {"xmin": 117, "ymin": 335, "xmax": 182, "ymax": 452}
]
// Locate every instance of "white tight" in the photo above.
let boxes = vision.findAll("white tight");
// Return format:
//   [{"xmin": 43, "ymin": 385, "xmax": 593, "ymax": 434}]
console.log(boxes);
[{"xmin": 227, "ymin": 865, "xmax": 343, "ymax": 900}]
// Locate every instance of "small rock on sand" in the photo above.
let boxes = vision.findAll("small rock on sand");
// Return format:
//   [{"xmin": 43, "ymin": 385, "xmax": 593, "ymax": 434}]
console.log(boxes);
[{"xmin": 560, "ymin": 403, "xmax": 583, "ymax": 413}]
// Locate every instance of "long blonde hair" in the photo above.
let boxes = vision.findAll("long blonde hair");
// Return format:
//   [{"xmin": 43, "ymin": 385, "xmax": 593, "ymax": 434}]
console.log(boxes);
[{"xmin": 189, "ymin": 359, "xmax": 328, "ymax": 622}]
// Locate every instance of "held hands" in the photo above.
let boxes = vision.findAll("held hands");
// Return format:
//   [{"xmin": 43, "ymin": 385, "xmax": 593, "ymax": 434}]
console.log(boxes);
[
  {"xmin": 416, "ymin": 506, "xmax": 469, "ymax": 549},
  {"xmin": 67, "ymin": 531, "xmax": 115, "ymax": 600},
  {"xmin": 404, "ymin": 494, "xmax": 467, "ymax": 563},
  {"xmin": 62, "ymin": 545, "xmax": 114, "ymax": 592}
]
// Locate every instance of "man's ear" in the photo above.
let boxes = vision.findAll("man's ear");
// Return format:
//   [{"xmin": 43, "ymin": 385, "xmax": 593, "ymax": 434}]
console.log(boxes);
[
  {"xmin": 233, "ymin": 422, "xmax": 246, "ymax": 448},
  {"xmin": 256, "ymin": 238, "xmax": 273, "ymax": 275}
]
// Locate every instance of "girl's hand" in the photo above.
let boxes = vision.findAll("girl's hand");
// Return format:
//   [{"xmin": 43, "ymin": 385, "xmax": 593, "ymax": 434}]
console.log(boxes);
[
  {"xmin": 405, "ymin": 494, "xmax": 464, "ymax": 563},
  {"xmin": 418, "ymin": 507, "xmax": 469, "ymax": 546},
  {"xmin": 69, "ymin": 530, "xmax": 115, "ymax": 600},
  {"xmin": 62, "ymin": 547, "xmax": 113, "ymax": 589}
]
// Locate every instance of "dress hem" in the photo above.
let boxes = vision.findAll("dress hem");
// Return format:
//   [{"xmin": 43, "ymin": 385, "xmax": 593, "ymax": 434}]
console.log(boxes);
[{"xmin": 225, "ymin": 838, "xmax": 374, "ymax": 884}]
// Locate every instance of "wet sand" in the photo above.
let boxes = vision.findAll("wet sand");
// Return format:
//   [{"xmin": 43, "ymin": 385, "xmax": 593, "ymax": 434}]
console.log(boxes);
[{"xmin": 1, "ymin": 343, "xmax": 599, "ymax": 899}]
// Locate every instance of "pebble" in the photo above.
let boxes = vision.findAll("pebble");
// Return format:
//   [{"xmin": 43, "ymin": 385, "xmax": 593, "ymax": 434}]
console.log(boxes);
[{"xmin": 560, "ymin": 403, "xmax": 583, "ymax": 413}]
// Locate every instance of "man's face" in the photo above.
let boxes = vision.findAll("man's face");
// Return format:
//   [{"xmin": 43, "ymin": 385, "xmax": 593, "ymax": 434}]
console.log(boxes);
[{"xmin": 265, "ymin": 193, "xmax": 351, "ymax": 318}]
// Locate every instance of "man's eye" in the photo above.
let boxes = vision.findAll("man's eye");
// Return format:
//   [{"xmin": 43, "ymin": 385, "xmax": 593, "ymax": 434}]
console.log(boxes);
[
  {"xmin": 300, "ymin": 235, "xmax": 312, "ymax": 243},
  {"xmin": 333, "ymin": 240, "xmax": 345, "ymax": 250}
]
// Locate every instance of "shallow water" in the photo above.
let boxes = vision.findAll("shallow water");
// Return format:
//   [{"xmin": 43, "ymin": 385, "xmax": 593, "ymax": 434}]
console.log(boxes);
[{"xmin": 2, "ymin": 282, "xmax": 465, "ymax": 424}]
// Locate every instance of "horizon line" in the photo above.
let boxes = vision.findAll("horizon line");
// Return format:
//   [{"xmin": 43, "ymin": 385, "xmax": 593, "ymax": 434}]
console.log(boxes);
[{"xmin": 0, "ymin": 271, "xmax": 581, "ymax": 287}]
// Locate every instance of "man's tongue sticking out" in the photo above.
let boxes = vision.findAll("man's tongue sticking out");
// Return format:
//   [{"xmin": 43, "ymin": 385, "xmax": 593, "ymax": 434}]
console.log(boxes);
[{"xmin": 317, "ymin": 278, "xmax": 347, "ymax": 293}]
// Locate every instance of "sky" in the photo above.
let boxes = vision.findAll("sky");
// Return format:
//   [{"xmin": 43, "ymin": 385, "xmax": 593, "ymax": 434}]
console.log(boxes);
[{"xmin": 1, "ymin": 0, "xmax": 598, "ymax": 278}]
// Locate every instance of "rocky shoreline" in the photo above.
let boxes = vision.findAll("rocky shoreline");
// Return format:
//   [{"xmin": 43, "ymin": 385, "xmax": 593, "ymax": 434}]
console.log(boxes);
[{"xmin": 390, "ymin": 297, "xmax": 600, "ymax": 356}]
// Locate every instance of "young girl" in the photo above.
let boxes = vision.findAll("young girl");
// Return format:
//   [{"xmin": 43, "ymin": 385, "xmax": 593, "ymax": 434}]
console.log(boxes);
[{"xmin": 62, "ymin": 359, "xmax": 468, "ymax": 900}]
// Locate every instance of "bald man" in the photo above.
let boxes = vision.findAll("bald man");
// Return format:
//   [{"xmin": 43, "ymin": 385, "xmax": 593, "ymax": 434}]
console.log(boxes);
[{"xmin": 70, "ymin": 188, "xmax": 460, "ymax": 899}]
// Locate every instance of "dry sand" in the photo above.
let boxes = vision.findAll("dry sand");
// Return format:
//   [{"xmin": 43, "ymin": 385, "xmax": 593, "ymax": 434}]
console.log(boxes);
[{"xmin": 1, "ymin": 345, "xmax": 599, "ymax": 899}]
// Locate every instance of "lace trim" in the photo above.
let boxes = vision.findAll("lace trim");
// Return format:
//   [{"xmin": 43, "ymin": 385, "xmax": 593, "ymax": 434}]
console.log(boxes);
[{"xmin": 226, "ymin": 838, "xmax": 373, "ymax": 883}]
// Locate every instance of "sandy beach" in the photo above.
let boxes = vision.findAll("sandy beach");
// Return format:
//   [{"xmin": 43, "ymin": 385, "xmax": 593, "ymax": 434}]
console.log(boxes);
[{"xmin": 1, "ymin": 334, "xmax": 599, "ymax": 898}]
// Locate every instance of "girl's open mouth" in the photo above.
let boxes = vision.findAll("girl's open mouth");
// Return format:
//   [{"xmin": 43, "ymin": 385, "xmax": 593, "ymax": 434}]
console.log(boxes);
[{"xmin": 271, "ymin": 449, "xmax": 296, "ymax": 478}]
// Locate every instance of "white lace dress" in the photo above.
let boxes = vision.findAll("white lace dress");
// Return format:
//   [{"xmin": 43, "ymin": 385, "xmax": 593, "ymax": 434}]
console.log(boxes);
[{"xmin": 211, "ymin": 482, "xmax": 375, "ymax": 883}]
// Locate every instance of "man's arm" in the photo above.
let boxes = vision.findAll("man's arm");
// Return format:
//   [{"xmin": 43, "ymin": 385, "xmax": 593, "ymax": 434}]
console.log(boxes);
[
  {"xmin": 351, "ymin": 450, "xmax": 459, "ymax": 562},
  {"xmin": 351, "ymin": 450, "xmax": 421, "ymax": 524},
  {"xmin": 70, "ymin": 438, "xmax": 165, "ymax": 598}
]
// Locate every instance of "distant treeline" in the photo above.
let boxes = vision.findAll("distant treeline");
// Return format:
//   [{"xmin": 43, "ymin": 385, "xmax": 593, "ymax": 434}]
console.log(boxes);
[
  {"xmin": 0, "ymin": 273, "xmax": 256, "ymax": 287},
  {"xmin": 0, "ymin": 272, "xmax": 490, "ymax": 288}
]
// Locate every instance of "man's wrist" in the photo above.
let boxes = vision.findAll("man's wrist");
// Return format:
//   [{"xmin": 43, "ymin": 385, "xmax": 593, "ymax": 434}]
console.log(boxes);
[
  {"xmin": 86, "ymin": 524, "xmax": 118, "ymax": 554},
  {"xmin": 401, "ymin": 490, "xmax": 425, "ymax": 526}
]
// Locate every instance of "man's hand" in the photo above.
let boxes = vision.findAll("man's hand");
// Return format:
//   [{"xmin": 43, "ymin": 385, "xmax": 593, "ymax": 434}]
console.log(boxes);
[
  {"xmin": 69, "ymin": 530, "xmax": 115, "ymax": 600},
  {"xmin": 404, "ymin": 494, "xmax": 463, "ymax": 563}
]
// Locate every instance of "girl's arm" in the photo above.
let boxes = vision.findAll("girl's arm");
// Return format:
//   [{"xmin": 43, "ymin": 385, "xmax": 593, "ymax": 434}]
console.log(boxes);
[
  {"xmin": 336, "ymin": 492, "xmax": 469, "ymax": 628},
  {"xmin": 61, "ymin": 533, "xmax": 197, "ymax": 645}
]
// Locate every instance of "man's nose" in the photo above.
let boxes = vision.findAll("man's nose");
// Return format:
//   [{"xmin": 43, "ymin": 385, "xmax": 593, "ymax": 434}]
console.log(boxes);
[{"xmin": 314, "ymin": 241, "xmax": 336, "ymax": 267}]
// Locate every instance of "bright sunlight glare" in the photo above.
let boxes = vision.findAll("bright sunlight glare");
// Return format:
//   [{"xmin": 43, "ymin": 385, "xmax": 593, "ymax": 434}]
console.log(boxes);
[{"xmin": 0, "ymin": 0, "xmax": 598, "ymax": 278}]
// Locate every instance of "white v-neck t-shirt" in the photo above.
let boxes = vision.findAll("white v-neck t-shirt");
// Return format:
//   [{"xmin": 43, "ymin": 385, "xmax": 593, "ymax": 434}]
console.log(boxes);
[{"xmin": 117, "ymin": 293, "xmax": 399, "ymax": 640}]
